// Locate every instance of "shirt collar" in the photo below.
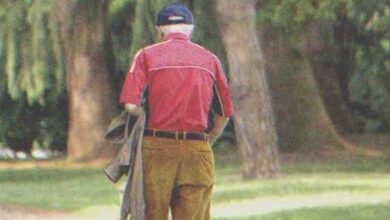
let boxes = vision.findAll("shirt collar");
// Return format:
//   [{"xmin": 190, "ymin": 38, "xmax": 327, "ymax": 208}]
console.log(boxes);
[{"xmin": 162, "ymin": 32, "xmax": 190, "ymax": 42}]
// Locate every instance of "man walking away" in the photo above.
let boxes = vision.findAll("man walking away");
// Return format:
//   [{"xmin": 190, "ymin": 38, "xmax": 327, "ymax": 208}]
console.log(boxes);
[{"xmin": 119, "ymin": 3, "xmax": 233, "ymax": 220}]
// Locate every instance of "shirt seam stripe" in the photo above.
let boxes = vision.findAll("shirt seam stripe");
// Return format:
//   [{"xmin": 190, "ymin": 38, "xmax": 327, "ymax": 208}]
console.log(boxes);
[{"xmin": 148, "ymin": 66, "xmax": 216, "ymax": 80}]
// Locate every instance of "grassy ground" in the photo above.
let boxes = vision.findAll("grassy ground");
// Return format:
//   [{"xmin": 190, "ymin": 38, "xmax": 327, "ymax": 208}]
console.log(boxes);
[
  {"xmin": 1, "ymin": 139, "xmax": 390, "ymax": 219},
  {"xmin": 0, "ymin": 168, "xmax": 118, "ymax": 211},
  {"xmin": 214, "ymin": 203, "xmax": 390, "ymax": 220},
  {"xmin": 212, "ymin": 159, "xmax": 390, "ymax": 219}
]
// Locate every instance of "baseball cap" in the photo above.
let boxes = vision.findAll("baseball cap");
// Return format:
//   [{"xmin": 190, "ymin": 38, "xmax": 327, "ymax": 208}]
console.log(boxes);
[{"xmin": 156, "ymin": 3, "xmax": 193, "ymax": 26}]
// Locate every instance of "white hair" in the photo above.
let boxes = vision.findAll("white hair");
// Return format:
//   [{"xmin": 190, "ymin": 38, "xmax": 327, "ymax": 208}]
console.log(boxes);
[{"xmin": 158, "ymin": 24, "xmax": 194, "ymax": 37}]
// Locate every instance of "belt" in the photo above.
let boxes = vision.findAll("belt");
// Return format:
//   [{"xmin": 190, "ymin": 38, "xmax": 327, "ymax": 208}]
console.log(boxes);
[{"xmin": 144, "ymin": 129, "xmax": 209, "ymax": 141}]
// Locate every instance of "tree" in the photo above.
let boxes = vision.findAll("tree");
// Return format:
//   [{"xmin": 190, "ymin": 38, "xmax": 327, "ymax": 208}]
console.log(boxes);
[
  {"xmin": 0, "ymin": 0, "xmax": 67, "ymax": 153},
  {"xmin": 304, "ymin": 21, "xmax": 358, "ymax": 133},
  {"xmin": 262, "ymin": 32, "xmax": 344, "ymax": 151},
  {"xmin": 259, "ymin": 0, "xmax": 390, "ymax": 151},
  {"xmin": 215, "ymin": 0, "xmax": 281, "ymax": 179},
  {"xmin": 55, "ymin": 0, "xmax": 117, "ymax": 160},
  {"xmin": 258, "ymin": 0, "xmax": 350, "ymax": 152}
]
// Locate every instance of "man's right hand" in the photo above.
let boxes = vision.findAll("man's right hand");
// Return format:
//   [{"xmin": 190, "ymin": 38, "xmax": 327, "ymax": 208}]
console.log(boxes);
[
  {"xmin": 125, "ymin": 103, "xmax": 141, "ymax": 116},
  {"xmin": 208, "ymin": 115, "xmax": 230, "ymax": 146}
]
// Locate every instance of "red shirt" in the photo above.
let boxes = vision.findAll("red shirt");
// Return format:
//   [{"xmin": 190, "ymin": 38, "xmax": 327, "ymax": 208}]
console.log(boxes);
[{"xmin": 119, "ymin": 33, "xmax": 233, "ymax": 132}]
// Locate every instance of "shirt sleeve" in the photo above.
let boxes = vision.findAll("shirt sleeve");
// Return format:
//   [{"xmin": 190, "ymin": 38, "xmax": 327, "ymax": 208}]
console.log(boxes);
[
  {"xmin": 213, "ymin": 57, "xmax": 234, "ymax": 117},
  {"xmin": 119, "ymin": 50, "xmax": 148, "ymax": 105}
]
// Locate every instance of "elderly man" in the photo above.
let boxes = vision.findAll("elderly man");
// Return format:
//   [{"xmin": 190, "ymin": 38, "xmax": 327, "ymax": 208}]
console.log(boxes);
[{"xmin": 119, "ymin": 3, "xmax": 233, "ymax": 220}]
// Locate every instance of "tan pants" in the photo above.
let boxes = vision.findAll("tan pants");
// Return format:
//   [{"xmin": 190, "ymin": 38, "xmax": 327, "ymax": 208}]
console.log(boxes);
[{"xmin": 143, "ymin": 137, "xmax": 214, "ymax": 220}]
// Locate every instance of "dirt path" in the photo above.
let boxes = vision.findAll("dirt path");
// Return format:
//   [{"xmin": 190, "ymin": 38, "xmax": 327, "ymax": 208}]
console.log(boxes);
[
  {"xmin": 0, "ymin": 204, "xmax": 75, "ymax": 220},
  {"xmin": 0, "ymin": 204, "xmax": 119, "ymax": 220}
]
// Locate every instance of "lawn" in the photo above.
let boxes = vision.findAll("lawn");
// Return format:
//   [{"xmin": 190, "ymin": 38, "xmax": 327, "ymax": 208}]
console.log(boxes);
[
  {"xmin": 1, "ymin": 152, "xmax": 390, "ymax": 219},
  {"xmin": 0, "ymin": 168, "xmax": 118, "ymax": 211},
  {"xmin": 214, "ymin": 203, "xmax": 390, "ymax": 220}
]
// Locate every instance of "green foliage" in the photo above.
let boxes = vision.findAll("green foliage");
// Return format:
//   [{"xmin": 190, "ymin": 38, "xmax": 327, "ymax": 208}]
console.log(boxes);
[
  {"xmin": 0, "ymin": 8, "xmax": 6, "ymax": 102},
  {"xmin": 347, "ymin": 1, "xmax": 390, "ymax": 131},
  {"xmin": 0, "ymin": 0, "xmax": 67, "ymax": 150},
  {"xmin": 109, "ymin": 0, "xmax": 135, "ymax": 16},
  {"xmin": 0, "ymin": 93, "xmax": 67, "ymax": 151},
  {"xmin": 47, "ymin": 1, "xmax": 65, "ymax": 96},
  {"xmin": 191, "ymin": 0, "xmax": 227, "ymax": 68},
  {"xmin": 258, "ymin": 0, "xmax": 353, "ymax": 28},
  {"xmin": 108, "ymin": 0, "xmax": 136, "ymax": 97},
  {"xmin": 3, "ymin": 0, "xmax": 65, "ymax": 105},
  {"xmin": 27, "ymin": 0, "xmax": 51, "ymax": 104},
  {"xmin": 0, "ymin": 97, "xmax": 38, "ymax": 147},
  {"xmin": 129, "ymin": 0, "xmax": 171, "ymax": 57},
  {"xmin": 5, "ymin": 0, "xmax": 26, "ymax": 100}
]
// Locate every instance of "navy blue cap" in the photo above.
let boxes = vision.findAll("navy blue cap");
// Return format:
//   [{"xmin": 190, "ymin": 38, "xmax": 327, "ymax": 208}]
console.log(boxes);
[{"xmin": 156, "ymin": 3, "xmax": 193, "ymax": 26}]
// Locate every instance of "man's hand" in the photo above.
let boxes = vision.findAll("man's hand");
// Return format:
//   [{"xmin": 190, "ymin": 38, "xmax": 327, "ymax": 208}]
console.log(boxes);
[
  {"xmin": 125, "ymin": 103, "xmax": 141, "ymax": 116},
  {"xmin": 208, "ymin": 115, "xmax": 230, "ymax": 146}
]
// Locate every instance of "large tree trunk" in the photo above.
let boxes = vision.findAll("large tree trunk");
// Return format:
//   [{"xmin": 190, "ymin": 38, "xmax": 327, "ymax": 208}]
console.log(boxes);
[
  {"xmin": 215, "ymin": 0, "xmax": 280, "ymax": 179},
  {"xmin": 262, "ymin": 28, "xmax": 345, "ymax": 152},
  {"xmin": 305, "ymin": 22, "xmax": 358, "ymax": 133},
  {"xmin": 55, "ymin": 0, "xmax": 117, "ymax": 160}
]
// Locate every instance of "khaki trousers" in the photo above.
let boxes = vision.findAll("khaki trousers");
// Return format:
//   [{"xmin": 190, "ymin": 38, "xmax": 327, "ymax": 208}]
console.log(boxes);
[{"xmin": 143, "ymin": 136, "xmax": 214, "ymax": 220}]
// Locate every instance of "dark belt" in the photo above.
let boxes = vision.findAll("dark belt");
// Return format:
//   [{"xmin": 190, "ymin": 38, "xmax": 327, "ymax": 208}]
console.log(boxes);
[{"xmin": 144, "ymin": 129, "xmax": 209, "ymax": 141}]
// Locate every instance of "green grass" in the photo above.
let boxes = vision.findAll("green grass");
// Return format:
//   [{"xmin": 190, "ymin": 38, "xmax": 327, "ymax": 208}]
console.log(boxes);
[
  {"xmin": 213, "ymin": 156, "xmax": 390, "ymax": 203},
  {"xmin": 214, "ymin": 202, "xmax": 390, "ymax": 220},
  {"xmin": 213, "ymin": 173, "xmax": 390, "ymax": 203},
  {"xmin": 0, "ymin": 168, "xmax": 118, "ymax": 211},
  {"xmin": 1, "ymin": 155, "xmax": 390, "ymax": 219}
]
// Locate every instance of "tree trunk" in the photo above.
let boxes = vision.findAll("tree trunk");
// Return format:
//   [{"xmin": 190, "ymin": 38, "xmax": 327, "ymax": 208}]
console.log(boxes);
[
  {"xmin": 305, "ymin": 22, "xmax": 358, "ymax": 133},
  {"xmin": 55, "ymin": 0, "xmax": 117, "ymax": 160},
  {"xmin": 262, "ymin": 28, "xmax": 345, "ymax": 152},
  {"xmin": 215, "ymin": 0, "xmax": 280, "ymax": 179}
]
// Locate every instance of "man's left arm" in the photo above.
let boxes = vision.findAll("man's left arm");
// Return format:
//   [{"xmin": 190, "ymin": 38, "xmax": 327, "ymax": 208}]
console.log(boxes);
[{"xmin": 209, "ymin": 57, "xmax": 234, "ymax": 145}]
